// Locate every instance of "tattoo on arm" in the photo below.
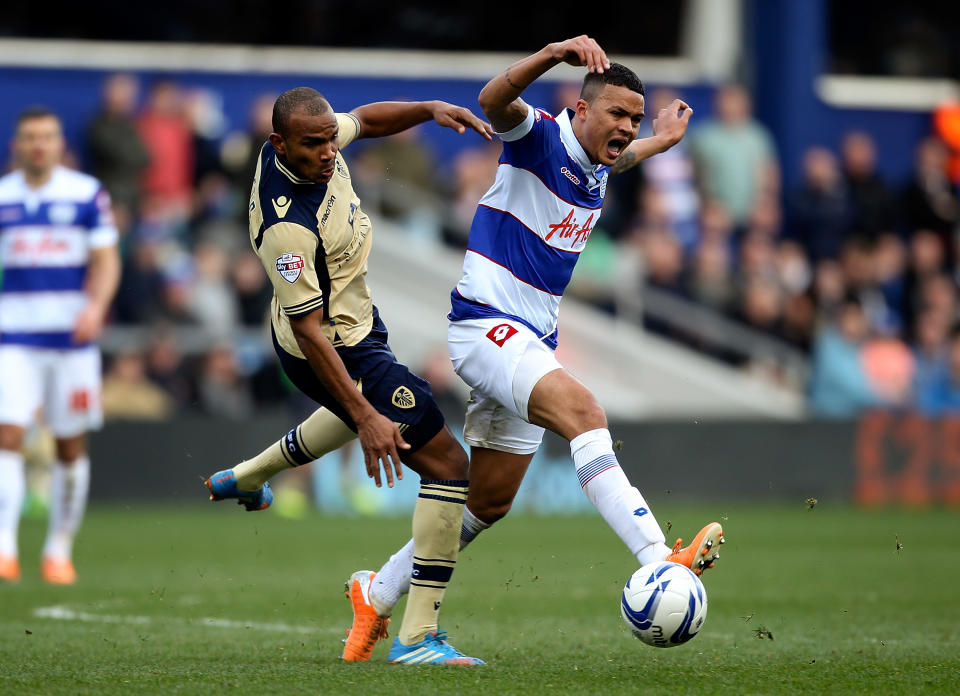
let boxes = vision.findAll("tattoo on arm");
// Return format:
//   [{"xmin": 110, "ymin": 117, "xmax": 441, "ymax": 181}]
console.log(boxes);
[
  {"xmin": 504, "ymin": 68, "xmax": 522, "ymax": 90},
  {"xmin": 610, "ymin": 150, "xmax": 638, "ymax": 176}
]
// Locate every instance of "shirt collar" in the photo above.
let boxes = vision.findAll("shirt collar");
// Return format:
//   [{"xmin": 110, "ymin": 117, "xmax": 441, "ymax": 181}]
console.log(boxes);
[
  {"xmin": 556, "ymin": 108, "xmax": 605, "ymax": 189},
  {"xmin": 271, "ymin": 147, "xmax": 314, "ymax": 185}
]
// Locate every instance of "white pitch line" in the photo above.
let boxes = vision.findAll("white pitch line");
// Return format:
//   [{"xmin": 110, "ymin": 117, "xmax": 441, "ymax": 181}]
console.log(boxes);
[{"xmin": 32, "ymin": 605, "xmax": 334, "ymax": 635}]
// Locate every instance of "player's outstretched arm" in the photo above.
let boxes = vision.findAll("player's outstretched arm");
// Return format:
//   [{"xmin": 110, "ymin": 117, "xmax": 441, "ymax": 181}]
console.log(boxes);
[
  {"xmin": 478, "ymin": 35, "xmax": 611, "ymax": 132},
  {"xmin": 288, "ymin": 308, "xmax": 409, "ymax": 488},
  {"xmin": 609, "ymin": 99, "xmax": 693, "ymax": 176},
  {"xmin": 351, "ymin": 101, "xmax": 493, "ymax": 140}
]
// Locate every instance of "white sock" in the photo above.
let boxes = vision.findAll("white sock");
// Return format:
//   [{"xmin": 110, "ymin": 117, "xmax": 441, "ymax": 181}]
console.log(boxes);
[
  {"xmin": 372, "ymin": 505, "xmax": 491, "ymax": 615},
  {"xmin": 571, "ymin": 428, "xmax": 671, "ymax": 566},
  {"xmin": 371, "ymin": 539, "xmax": 413, "ymax": 616},
  {"xmin": 0, "ymin": 450, "xmax": 25, "ymax": 558},
  {"xmin": 43, "ymin": 456, "xmax": 90, "ymax": 561},
  {"xmin": 460, "ymin": 506, "xmax": 490, "ymax": 548}
]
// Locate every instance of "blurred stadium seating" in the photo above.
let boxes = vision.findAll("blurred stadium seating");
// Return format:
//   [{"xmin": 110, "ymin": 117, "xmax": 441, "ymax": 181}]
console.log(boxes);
[{"xmin": 1, "ymin": 0, "xmax": 959, "ymax": 508}]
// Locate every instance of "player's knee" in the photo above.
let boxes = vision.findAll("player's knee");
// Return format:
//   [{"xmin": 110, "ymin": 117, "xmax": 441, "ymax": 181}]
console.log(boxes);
[
  {"xmin": 570, "ymin": 399, "xmax": 606, "ymax": 430},
  {"xmin": 55, "ymin": 439, "xmax": 86, "ymax": 463},
  {"xmin": 0, "ymin": 427, "xmax": 24, "ymax": 452},
  {"xmin": 471, "ymin": 497, "xmax": 513, "ymax": 525},
  {"xmin": 420, "ymin": 435, "xmax": 469, "ymax": 481}
]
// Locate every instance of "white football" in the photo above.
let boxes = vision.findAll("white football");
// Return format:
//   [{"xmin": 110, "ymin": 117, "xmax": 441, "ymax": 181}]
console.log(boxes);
[{"xmin": 620, "ymin": 561, "xmax": 708, "ymax": 647}]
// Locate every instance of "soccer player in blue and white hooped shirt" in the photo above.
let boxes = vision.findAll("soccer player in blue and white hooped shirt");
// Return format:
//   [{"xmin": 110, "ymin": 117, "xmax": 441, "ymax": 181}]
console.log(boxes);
[
  {"xmin": 349, "ymin": 36, "xmax": 725, "ymax": 642},
  {"xmin": 0, "ymin": 108, "xmax": 121, "ymax": 585}
]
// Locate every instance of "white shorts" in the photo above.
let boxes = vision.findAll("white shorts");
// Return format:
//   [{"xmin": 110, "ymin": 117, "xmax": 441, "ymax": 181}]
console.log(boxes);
[
  {"xmin": 0, "ymin": 344, "xmax": 103, "ymax": 438},
  {"xmin": 448, "ymin": 318, "xmax": 562, "ymax": 455}
]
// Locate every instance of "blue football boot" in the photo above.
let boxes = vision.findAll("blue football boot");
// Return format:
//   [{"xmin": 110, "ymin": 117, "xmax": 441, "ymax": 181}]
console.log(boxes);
[
  {"xmin": 204, "ymin": 469, "xmax": 273, "ymax": 511},
  {"xmin": 387, "ymin": 630, "xmax": 484, "ymax": 665}
]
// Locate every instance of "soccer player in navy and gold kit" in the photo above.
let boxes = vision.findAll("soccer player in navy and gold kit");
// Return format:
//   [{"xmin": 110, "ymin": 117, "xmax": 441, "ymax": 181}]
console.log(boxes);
[{"xmin": 206, "ymin": 87, "xmax": 491, "ymax": 665}]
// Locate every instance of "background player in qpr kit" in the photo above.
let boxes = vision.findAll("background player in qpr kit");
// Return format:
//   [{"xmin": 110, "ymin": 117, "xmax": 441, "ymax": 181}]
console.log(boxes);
[
  {"xmin": 204, "ymin": 87, "xmax": 493, "ymax": 665},
  {"xmin": 0, "ymin": 108, "xmax": 121, "ymax": 585}
]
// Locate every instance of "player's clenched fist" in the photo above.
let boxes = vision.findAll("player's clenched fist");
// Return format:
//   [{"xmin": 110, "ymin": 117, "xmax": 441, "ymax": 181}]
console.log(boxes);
[{"xmin": 548, "ymin": 35, "xmax": 611, "ymax": 73}]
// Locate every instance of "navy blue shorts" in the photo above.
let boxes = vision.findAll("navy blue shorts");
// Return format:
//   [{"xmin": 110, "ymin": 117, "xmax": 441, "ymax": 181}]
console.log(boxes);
[{"xmin": 272, "ymin": 307, "xmax": 445, "ymax": 453}]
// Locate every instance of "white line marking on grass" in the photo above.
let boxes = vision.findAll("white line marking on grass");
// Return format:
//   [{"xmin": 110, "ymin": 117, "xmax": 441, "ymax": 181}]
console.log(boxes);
[{"xmin": 32, "ymin": 605, "xmax": 335, "ymax": 635}]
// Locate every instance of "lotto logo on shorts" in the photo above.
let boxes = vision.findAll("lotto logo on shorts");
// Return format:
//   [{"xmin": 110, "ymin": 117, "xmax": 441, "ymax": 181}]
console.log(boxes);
[{"xmin": 486, "ymin": 323, "xmax": 518, "ymax": 347}]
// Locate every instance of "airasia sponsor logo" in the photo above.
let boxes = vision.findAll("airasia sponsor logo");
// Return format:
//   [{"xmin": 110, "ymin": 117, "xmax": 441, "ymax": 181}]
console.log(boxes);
[
  {"xmin": 9, "ymin": 237, "xmax": 72, "ymax": 257},
  {"xmin": 544, "ymin": 209, "xmax": 595, "ymax": 248}
]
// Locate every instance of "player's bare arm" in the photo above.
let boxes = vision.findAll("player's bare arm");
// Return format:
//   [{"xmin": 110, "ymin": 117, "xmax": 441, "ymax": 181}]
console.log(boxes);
[
  {"xmin": 609, "ymin": 99, "xmax": 693, "ymax": 176},
  {"xmin": 73, "ymin": 243, "xmax": 121, "ymax": 343},
  {"xmin": 478, "ymin": 35, "xmax": 611, "ymax": 132},
  {"xmin": 288, "ymin": 307, "xmax": 409, "ymax": 488},
  {"xmin": 351, "ymin": 101, "xmax": 493, "ymax": 140}
]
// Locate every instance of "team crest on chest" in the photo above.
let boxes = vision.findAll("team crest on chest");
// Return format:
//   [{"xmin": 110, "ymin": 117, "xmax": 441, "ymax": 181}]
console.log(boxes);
[
  {"xmin": 599, "ymin": 172, "xmax": 608, "ymax": 198},
  {"xmin": 276, "ymin": 252, "xmax": 305, "ymax": 283},
  {"xmin": 47, "ymin": 202, "xmax": 76, "ymax": 225},
  {"xmin": 392, "ymin": 386, "xmax": 416, "ymax": 409}
]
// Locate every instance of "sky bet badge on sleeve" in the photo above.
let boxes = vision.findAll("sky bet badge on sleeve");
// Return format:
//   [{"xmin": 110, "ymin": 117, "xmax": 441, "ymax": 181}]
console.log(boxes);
[{"xmin": 276, "ymin": 252, "xmax": 304, "ymax": 283}]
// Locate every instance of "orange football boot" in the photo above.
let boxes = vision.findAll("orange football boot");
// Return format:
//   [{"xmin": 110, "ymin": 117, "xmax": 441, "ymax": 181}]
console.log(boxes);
[
  {"xmin": 42, "ymin": 557, "xmax": 77, "ymax": 585},
  {"xmin": 342, "ymin": 570, "xmax": 390, "ymax": 662},
  {"xmin": 664, "ymin": 522, "xmax": 724, "ymax": 576},
  {"xmin": 0, "ymin": 554, "xmax": 20, "ymax": 583}
]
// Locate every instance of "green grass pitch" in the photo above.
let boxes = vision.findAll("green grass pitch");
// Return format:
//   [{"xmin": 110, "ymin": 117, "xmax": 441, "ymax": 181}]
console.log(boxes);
[{"xmin": 1, "ymin": 501, "xmax": 957, "ymax": 695}]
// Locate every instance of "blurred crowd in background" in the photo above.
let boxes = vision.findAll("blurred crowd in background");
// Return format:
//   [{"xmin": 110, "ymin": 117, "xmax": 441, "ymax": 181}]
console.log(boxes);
[{"xmin": 24, "ymin": 73, "xmax": 960, "ymax": 421}]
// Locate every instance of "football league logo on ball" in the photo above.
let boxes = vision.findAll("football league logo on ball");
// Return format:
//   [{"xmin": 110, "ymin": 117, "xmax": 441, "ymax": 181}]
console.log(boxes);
[{"xmin": 276, "ymin": 252, "xmax": 304, "ymax": 283}]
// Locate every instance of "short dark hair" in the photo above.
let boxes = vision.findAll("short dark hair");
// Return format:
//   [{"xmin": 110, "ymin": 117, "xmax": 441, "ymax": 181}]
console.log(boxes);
[
  {"xmin": 272, "ymin": 87, "xmax": 331, "ymax": 137},
  {"xmin": 16, "ymin": 106, "xmax": 61, "ymax": 129},
  {"xmin": 580, "ymin": 63, "xmax": 645, "ymax": 103}
]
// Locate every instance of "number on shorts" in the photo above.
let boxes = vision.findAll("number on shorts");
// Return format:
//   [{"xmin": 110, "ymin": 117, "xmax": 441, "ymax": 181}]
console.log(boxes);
[
  {"xmin": 70, "ymin": 390, "xmax": 91, "ymax": 412},
  {"xmin": 486, "ymin": 323, "xmax": 518, "ymax": 347}
]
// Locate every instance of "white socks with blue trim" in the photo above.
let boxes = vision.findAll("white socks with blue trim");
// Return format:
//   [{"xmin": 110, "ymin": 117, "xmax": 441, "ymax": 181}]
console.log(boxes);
[
  {"xmin": 43, "ymin": 456, "xmax": 90, "ymax": 561},
  {"xmin": 570, "ymin": 428, "xmax": 671, "ymax": 566}
]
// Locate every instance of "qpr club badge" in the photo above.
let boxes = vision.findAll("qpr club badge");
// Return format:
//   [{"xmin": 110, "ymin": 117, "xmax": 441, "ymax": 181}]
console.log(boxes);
[{"xmin": 276, "ymin": 252, "xmax": 304, "ymax": 283}]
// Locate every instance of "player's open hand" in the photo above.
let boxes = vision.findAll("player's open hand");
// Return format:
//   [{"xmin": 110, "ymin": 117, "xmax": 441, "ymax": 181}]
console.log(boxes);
[
  {"xmin": 549, "ymin": 35, "xmax": 610, "ymax": 73},
  {"xmin": 652, "ymin": 99, "xmax": 693, "ymax": 148},
  {"xmin": 355, "ymin": 410, "xmax": 409, "ymax": 488},
  {"xmin": 430, "ymin": 101, "xmax": 494, "ymax": 140}
]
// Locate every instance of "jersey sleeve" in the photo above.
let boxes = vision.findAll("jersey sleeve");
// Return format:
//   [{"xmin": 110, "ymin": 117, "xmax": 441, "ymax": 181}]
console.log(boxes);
[
  {"xmin": 87, "ymin": 186, "xmax": 119, "ymax": 249},
  {"xmin": 498, "ymin": 103, "xmax": 555, "ymax": 168},
  {"xmin": 258, "ymin": 221, "xmax": 330, "ymax": 318},
  {"xmin": 337, "ymin": 112, "xmax": 363, "ymax": 150}
]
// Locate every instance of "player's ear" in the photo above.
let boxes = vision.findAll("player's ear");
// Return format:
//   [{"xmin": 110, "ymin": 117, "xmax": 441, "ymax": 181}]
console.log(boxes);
[
  {"xmin": 268, "ymin": 132, "xmax": 286, "ymax": 156},
  {"xmin": 575, "ymin": 98, "xmax": 590, "ymax": 121}
]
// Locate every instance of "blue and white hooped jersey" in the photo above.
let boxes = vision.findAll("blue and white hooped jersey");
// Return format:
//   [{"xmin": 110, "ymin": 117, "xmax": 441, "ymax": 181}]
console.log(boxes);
[
  {"xmin": 0, "ymin": 166, "xmax": 118, "ymax": 349},
  {"xmin": 450, "ymin": 105, "xmax": 609, "ymax": 349}
]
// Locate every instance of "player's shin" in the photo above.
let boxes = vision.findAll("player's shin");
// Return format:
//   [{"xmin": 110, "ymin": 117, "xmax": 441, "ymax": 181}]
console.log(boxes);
[
  {"xmin": 232, "ymin": 408, "xmax": 354, "ymax": 490},
  {"xmin": 43, "ymin": 456, "xmax": 90, "ymax": 561},
  {"xmin": 0, "ymin": 450, "xmax": 25, "ymax": 560},
  {"xmin": 372, "ymin": 506, "xmax": 489, "ymax": 613},
  {"xmin": 571, "ymin": 429, "xmax": 671, "ymax": 566},
  {"xmin": 397, "ymin": 479, "xmax": 468, "ymax": 645}
]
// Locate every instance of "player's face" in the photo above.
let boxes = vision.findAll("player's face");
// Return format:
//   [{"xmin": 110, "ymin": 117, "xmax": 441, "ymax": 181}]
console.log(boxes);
[
  {"xmin": 14, "ymin": 116, "xmax": 65, "ymax": 178},
  {"xmin": 271, "ymin": 109, "xmax": 340, "ymax": 184},
  {"xmin": 576, "ymin": 85, "xmax": 645, "ymax": 166}
]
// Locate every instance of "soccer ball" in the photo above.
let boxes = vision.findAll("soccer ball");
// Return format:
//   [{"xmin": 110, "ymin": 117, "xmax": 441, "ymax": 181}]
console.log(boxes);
[{"xmin": 620, "ymin": 561, "xmax": 708, "ymax": 648}]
